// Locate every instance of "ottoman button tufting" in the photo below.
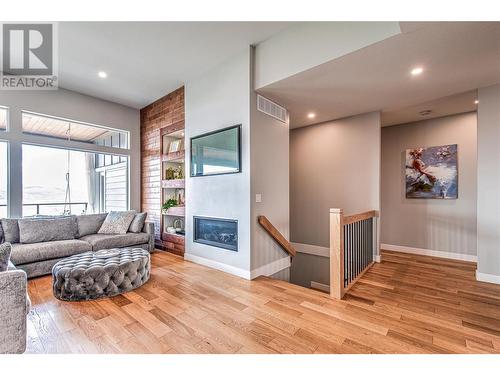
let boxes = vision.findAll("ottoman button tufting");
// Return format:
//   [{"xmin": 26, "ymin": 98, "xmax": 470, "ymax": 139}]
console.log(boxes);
[{"xmin": 52, "ymin": 248, "xmax": 150, "ymax": 302}]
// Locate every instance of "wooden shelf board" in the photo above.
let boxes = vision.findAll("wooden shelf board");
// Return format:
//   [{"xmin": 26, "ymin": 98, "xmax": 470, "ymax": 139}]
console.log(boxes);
[
  {"xmin": 162, "ymin": 129, "xmax": 184, "ymax": 139},
  {"xmin": 163, "ymin": 213, "xmax": 185, "ymax": 217},
  {"xmin": 162, "ymin": 232, "xmax": 185, "ymax": 238},
  {"xmin": 162, "ymin": 150, "xmax": 185, "ymax": 162},
  {"xmin": 160, "ymin": 120, "xmax": 185, "ymax": 137},
  {"xmin": 161, "ymin": 179, "xmax": 185, "ymax": 189}
]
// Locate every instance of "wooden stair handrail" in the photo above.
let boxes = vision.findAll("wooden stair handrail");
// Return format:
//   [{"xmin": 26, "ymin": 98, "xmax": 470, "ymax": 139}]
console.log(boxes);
[
  {"xmin": 343, "ymin": 210, "xmax": 377, "ymax": 225},
  {"xmin": 258, "ymin": 216, "xmax": 296, "ymax": 257}
]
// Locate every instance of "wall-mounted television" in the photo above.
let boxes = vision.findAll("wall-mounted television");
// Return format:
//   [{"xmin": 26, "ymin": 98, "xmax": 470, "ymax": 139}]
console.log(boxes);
[{"xmin": 190, "ymin": 125, "xmax": 241, "ymax": 177}]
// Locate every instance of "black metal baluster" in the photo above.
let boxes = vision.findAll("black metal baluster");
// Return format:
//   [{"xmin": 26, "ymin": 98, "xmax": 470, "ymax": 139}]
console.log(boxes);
[
  {"xmin": 348, "ymin": 223, "xmax": 351, "ymax": 285},
  {"xmin": 358, "ymin": 221, "xmax": 361, "ymax": 278},
  {"xmin": 370, "ymin": 218, "xmax": 376, "ymax": 262},
  {"xmin": 364, "ymin": 219, "xmax": 370, "ymax": 268},
  {"xmin": 363, "ymin": 220, "xmax": 366, "ymax": 270},
  {"xmin": 362, "ymin": 219, "xmax": 365, "ymax": 271},
  {"xmin": 368, "ymin": 219, "xmax": 371, "ymax": 264},
  {"xmin": 353, "ymin": 222, "xmax": 356, "ymax": 282},
  {"xmin": 358, "ymin": 220, "xmax": 361, "ymax": 276},
  {"xmin": 354, "ymin": 221, "xmax": 358, "ymax": 279},
  {"xmin": 349, "ymin": 223, "xmax": 353, "ymax": 284},
  {"xmin": 343, "ymin": 225, "xmax": 347, "ymax": 288}
]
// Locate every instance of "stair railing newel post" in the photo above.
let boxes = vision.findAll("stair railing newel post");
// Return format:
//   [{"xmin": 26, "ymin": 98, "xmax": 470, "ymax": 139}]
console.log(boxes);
[{"xmin": 330, "ymin": 208, "xmax": 345, "ymax": 300}]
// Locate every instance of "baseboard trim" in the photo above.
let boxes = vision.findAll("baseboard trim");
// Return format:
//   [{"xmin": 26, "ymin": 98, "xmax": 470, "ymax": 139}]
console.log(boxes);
[
  {"xmin": 310, "ymin": 281, "xmax": 330, "ymax": 293},
  {"xmin": 476, "ymin": 271, "xmax": 500, "ymax": 285},
  {"xmin": 292, "ymin": 242, "xmax": 329, "ymax": 258},
  {"xmin": 381, "ymin": 243, "xmax": 477, "ymax": 263},
  {"xmin": 184, "ymin": 253, "xmax": 251, "ymax": 280},
  {"xmin": 250, "ymin": 256, "xmax": 291, "ymax": 280}
]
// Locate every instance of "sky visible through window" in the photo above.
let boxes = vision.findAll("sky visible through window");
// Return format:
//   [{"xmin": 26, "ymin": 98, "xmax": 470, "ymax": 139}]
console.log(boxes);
[
  {"xmin": 0, "ymin": 142, "xmax": 7, "ymax": 217},
  {"xmin": 22, "ymin": 145, "xmax": 89, "ymax": 216}
]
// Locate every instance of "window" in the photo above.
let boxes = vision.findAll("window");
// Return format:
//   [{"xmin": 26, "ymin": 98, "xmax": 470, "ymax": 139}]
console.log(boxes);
[
  {"xmin": 0, "ymin": 142, "xmax": 7, "ymax": 217},
  {"xmin": 0, "ymin": 106, "xmax": 7, "ymax": 131},
  {"xmin": 94, "ymin": 132, "xmax": 127, "ymax": 168},
  {"xmin": 22, "ymin": 144, "xmax": 128, "ymax": 217},
  {"xmin": 22, "ymin": 112, "xmax": 129, "ymax": 149}
]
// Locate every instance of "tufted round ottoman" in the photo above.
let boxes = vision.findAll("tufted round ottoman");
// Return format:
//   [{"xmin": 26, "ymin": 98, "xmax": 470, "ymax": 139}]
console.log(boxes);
[{"xmin": 52, "ymin": 247, "xmax": 150, "ymax": 301}]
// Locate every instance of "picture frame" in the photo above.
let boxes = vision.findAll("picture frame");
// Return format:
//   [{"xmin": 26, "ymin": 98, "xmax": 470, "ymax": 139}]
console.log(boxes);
[
  {"xmin": 190, "ymin": 125, "xmax": 242, "ymax": 177},
  {"xmin": 168, "ymin": 139, "xmax": 182, "ymax": 153}
]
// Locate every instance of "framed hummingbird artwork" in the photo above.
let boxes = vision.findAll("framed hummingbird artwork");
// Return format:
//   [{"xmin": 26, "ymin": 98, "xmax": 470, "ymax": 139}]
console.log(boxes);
[{"xmin": 405, "ymin": 144, "xmax": 458, "ymax": 199}]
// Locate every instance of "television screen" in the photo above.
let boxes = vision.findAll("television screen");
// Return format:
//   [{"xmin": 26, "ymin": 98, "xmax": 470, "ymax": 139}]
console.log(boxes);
[{"xmin": 190, "ymin": 125, "xmax": 241, "ymax": 177}]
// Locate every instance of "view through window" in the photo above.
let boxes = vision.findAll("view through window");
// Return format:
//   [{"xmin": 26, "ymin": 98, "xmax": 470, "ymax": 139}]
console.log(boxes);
[
  {"xmin": 0, "ymin": 106, "xmax": 7, "ymax": 131},
  {"xmin": 22, "ymin": 144, "xmax": 129, "ymax": 217},
  {"xmin": 0, "ymin": 142, "xmax": 7, "ymax": 217}
]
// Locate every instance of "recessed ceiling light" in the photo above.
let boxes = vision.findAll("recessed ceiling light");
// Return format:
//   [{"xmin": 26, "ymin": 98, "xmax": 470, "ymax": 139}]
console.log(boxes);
[
  {"xmin": 307, "ymin": 113, "xmax": 316, "ymax": 119},
  {"xmin": 474, "ymin": 100, "xmax": 479, "ymax": 105},
  {"xmin": 419, "ymin": 110, "xmax": 432, "ymax": 116},
  {"xmin": 98, "ymin": 71, "xmax": 107, "ymax": 79},
  {"xmin": 411, "ymin": 67, "xmax": 424, "ymax": 76}
]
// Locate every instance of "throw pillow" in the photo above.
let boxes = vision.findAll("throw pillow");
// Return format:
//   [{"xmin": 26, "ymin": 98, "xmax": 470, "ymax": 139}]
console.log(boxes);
[
  {"xmin": 98, "ymin": 211, "xmax": 136, "ymax": 235},
  {"xmin": 128, "ymin": 212, "xmax": 147, "ymax": 233},
  {"xmin": 0, "ymin": 219, "xmax": 20, "ymax": 244},
  {"xmin": 18, "ymin": 216, "xmax": 78, "ymax": 244},
  {"xmin": 0, "ymin": 242, "xmax": 11, "ymax": 272},
  {"xmin": 76, "ymin": 213, "xmax": 109, "ymax": 237}
]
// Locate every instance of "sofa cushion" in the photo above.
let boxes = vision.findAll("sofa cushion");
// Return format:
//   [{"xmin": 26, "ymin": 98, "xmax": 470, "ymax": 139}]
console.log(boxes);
[
  {"xmin": 79, "ymin": 233, "xmax": 150, "ymax": 251},
  {"xmin": 129, "ymin": 212, "xmax": 147, "ymax": 233},
  {"xmin": 76, "ymin": 213, "xmax": 108, "ymax": 237},
  {"xmin": 18, "ymin": 216, "xmax": 77, "ymax": 244},
  {"xmin": 0, "ymin": 221, "xmax": 4, "ymax": 243},
  {"xmin": 0, "ymin": 219, "xmax": 19, "ymax": 244},
  {"xmin": 10, "ymin": 239, "xmax": 92, "ymax": 265},
  {"xmin": 98, "ymin": 211, "xmax": 136, "ymax": 235},
  {"xmin": 0, "ymin": 242, "xmax": 11, "ymax": 272}
]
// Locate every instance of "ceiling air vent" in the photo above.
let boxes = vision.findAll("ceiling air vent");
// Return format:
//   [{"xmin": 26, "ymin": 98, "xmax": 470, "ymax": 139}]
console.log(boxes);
[{"xmin": 257, "ymin": 95, "xmax": 288, "ymax": 124}]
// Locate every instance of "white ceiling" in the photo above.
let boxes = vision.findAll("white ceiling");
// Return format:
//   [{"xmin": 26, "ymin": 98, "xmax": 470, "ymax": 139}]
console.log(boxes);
[
  {"xmin": 381, "ymin": 90, "xmax": 477, "ymax": 126},
  {"xmin": 257, "ymin": 22, "xmax": 500, "ymax": 128},
  {"xmin": 58, "ymin": 22, "xmax": 296, "ymax": 108}
]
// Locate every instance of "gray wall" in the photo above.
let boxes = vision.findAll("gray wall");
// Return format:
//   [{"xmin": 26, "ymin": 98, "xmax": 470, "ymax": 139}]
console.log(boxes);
[
  {"xmin": 289, "ymin": 112, "xmax": 381, "ymax": 288},
  {"xmin": 290, "ymin": 111, "xmax": 381, "ymax": 248},
  {"xmin": 250, "ymin": 49, "xmax": 290, "ymax": 272},
  {"xmin": 185, "ymin": 48, "xmax": 252, "ymax": 275},
  {"xmin": 290, "ymin": 252, "xmax": 329, "ymax": 289},
  {"xmin": 0, "ymin": 88, "xmax": 140, "ymax": 217},
  {"xmin": 380, "ymin": 112, "xmax": 478, "ymax": 257},
  {"xmin": 184, "ymin": 47, "xmax": 291, "ymax": 279},
  {"xmin": 477, "ymin": 83, "xmax": 500, "ymax": 281}
]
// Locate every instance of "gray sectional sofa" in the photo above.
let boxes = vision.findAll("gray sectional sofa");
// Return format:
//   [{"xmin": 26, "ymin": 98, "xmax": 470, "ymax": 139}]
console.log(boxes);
[
  {"xmin": 0, "ymin": 250, "xmax": 30, "ymax": 354},
  {"xmin": 0, "ymin": 212, "xmax": 155, "ymax": 278}
]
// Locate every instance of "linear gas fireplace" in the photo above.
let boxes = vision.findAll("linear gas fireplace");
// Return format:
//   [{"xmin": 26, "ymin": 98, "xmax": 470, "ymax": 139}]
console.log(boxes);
[{"xmin": 193, "ymin": 216, "xmax": 238, "ymax": 251}]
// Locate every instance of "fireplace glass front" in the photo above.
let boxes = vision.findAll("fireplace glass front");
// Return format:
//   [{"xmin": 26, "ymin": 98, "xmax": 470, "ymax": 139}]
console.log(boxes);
[{"xmin": 193, "ymin": 217, "xmax": 238, "ymax": 251}]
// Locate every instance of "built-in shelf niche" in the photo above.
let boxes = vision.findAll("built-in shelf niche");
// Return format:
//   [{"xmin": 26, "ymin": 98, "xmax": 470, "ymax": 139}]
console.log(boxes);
[{"xmin": 160, "ymin": 120, "xmax": 186, "ymax": 255}]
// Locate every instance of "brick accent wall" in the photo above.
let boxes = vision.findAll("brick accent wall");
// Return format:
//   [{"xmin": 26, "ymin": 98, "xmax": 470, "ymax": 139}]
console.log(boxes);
[{"xmin": 140, "ymin": 87, "xmax": 184, "ymax": 248}]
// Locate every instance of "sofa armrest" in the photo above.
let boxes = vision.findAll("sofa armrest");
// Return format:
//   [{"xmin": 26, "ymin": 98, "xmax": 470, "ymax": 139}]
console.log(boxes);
[
  {"xmin": 142, "ymin": 221, "xmax": 155, "ymax": 252},
  {"xmin": 0, "ymin": 269, "xmax": 28, "ymax": 354}
]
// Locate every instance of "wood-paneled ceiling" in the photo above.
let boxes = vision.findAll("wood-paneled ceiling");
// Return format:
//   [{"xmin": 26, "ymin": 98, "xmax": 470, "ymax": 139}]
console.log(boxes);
[{"xmin": 22, "ymin": 113, "xmax": 111, "ymax": 142}]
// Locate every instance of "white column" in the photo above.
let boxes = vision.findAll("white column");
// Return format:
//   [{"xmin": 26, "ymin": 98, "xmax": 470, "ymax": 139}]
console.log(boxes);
[
  {"xmin": 6, "ymin": 106, "xmax": 23, "ymax": 218},
  {"xmin": 477, "ymin": 83, "xmax": 500, "ymax": 284}
]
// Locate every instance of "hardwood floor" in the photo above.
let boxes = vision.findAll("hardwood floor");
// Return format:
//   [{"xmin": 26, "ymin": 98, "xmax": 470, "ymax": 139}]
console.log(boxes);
[{"xmin": 26, "ymin": 250, "xmax": 500, "ymax": 353}]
